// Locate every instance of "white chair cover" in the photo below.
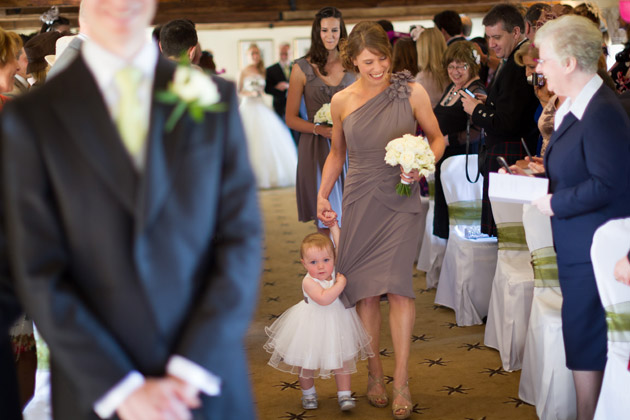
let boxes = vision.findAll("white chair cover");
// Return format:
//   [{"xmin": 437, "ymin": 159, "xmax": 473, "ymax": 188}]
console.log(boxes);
[
  {"xmin": 519, "ymin": 204, "xmax": 575, "ymax": 420},
  {"xmin": 22, "ymin": 325, "xmax": 52, "ymax": 420},
  {"xmin": 435, "ymin": 155, "xmax": 497, "ymax": 326},
  {"xmin": 417, "ymin": 175, "xmax": 447, "ymax": 289},
  {"xmin": 592, "ymin": 218, "xmax": 630, "ymax": 420},
  {"xmin": 484, "ymin": 201, "xmax": 534, "ymax": 371}
]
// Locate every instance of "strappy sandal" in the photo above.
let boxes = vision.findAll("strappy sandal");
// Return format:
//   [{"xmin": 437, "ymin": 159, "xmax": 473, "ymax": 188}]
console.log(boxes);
[
  {"xmin": 367, "ymin": 372, "xmax": 389, "ymax": 408},
  {"xmin": 392, "ymin": 383, "xmax": 412, "ymax": 419}
]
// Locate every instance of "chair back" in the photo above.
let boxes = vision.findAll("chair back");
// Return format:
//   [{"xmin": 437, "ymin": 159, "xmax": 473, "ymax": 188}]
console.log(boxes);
[
  {"xmin": 522, "ymin": 205, "xmax": 559, "ymax": 288},
  {"xmin": 440, "ymin": 155, "xmax": 483, "ymax": 226},
  {"xmin": 591, "ymin": 218, "xmax": 630, "ymax": 343}
]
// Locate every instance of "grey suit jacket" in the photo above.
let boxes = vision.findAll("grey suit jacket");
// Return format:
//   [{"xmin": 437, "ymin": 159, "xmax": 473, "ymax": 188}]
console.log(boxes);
[{"xmin": 1, "ymin": 53, "xmax": 262, "ymax": 419}]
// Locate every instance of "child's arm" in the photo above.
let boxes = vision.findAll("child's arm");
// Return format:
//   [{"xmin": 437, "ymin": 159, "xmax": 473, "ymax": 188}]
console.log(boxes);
[
  {"xmin": 302, "ymin": 274, "xmax": 347, "ymax": 306},
  {"xmin": 329, "ymin": 221, "xmax": 340, "ymax": 249}
]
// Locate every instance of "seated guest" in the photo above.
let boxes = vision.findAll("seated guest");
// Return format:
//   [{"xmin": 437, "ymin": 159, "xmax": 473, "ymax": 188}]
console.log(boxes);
[
  {"xmin": 432, "ymin": 41, "xmax": 486, "ymax": 240},
  {"xmin": 159, "ymin": 19, "xmax": 201, "ymax": 64}
]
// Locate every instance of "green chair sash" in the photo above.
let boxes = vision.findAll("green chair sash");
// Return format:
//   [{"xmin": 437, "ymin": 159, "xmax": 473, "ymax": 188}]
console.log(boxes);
[
  {"xmin": 428, "ymin": 179, "xmax": 435, "ymax": 199},
  {"xmin": 605, "ymin": 301, "xmax": 630, "ymax": 342},
  {"xmin": 448, "ymin": 200, "xmax": 481, "ymax": 226},
  {"xmin": 35, "ymin": 329, "xmax": 50, "ymax": 370},
  {"xmin": 531, "ymin": 246, "xmax": 560, "ymax": 287},
  {"xmin": 497, "ymin": 222, "xmax": 528, "ymax": 251}
]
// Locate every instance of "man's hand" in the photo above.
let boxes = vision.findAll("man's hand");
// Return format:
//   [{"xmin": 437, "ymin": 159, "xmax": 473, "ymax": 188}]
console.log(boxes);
[
  {"xmin": 532, "ymin": 194, "xmax": 554, "ymax": 216},
  {"xmin": 117, "ymin": 377, "xmax": 199, "ymax": 420},
  {"xmin": 614, "ymin": 255, "xmax": 630, "ymax": 286},
  {"xmin": 459, "ymin": 92, "xmax": 482, "ymax": 115},
  {"xmin": 274, "ymin": 81, "xmax": 289, "ymax": 91}
]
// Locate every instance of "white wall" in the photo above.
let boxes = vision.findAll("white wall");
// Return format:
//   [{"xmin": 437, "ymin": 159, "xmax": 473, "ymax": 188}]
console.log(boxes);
[{"xmin": 197, "ymin": 17, "xmax": 485, "ymax": 83}]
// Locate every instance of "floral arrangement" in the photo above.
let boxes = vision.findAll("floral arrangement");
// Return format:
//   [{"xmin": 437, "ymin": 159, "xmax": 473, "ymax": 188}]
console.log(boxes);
[
  {"xmin": 384, "ymin": 134, "xmax": 435, "ymax": 197},
  {"xmin": 156, "ymin": 61, "xmax": 226, "ymax": 132},
  {"xmin": 313, "ymin": 103, "xmax": 333, "ymax": 126}
]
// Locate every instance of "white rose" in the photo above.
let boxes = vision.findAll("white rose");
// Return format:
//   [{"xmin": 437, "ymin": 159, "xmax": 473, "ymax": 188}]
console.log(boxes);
[
  {"xmin": 173, "ymin": 66, "xmax": 220, "ymax": 106},
  {"xmin": 399, "ymin": 150, "xmax": 416, "ymax": 173}
]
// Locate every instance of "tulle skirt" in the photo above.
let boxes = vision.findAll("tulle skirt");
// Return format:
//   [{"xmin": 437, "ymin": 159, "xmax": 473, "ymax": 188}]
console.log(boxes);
[
  {"xmin": 239, "ymin": 97, "xmax": 297, "ymax": 189},
  {"xmin": 264, "ymin": 299, "xmax": 372, "ymax": 378}
]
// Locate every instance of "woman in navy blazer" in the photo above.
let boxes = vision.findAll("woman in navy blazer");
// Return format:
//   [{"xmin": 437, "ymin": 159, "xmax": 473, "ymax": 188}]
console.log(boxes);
[{"xmin": 507, "ymin": 16, "xmax": 630, "ymax": 420}]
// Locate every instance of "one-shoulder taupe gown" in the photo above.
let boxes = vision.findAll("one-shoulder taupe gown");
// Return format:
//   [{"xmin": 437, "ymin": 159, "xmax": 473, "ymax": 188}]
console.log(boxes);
[{"xmin": 337, "ymin": 72, "xmax": 425, "ymax": 308}]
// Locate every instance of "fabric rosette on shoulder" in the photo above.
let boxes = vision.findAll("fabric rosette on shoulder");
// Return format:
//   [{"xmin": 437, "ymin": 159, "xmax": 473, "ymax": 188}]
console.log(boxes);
[{"xmin": 384, "ymin": 134, "xmax": 435, "ymax": 197}]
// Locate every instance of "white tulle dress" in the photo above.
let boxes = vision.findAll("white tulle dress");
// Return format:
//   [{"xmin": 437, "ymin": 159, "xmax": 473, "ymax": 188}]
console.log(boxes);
[
  {"xmin": 264, "ymin": 273, "xmax": 373, "ymax": 378},
  {"xmin": 239, "ymin": 74, "xmax": 297, "ymax": 189}
]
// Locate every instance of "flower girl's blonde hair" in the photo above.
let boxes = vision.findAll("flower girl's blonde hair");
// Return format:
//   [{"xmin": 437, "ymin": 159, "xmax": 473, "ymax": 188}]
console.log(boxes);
[{"xmin": 300, "ymin": 233, "xmax": 336, "ymax": 260}]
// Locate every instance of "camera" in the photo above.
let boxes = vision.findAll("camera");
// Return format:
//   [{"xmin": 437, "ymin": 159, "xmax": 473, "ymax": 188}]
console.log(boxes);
[{"xmin": 527, "ymin": 73, "xmax": 545, "ymax": 87}]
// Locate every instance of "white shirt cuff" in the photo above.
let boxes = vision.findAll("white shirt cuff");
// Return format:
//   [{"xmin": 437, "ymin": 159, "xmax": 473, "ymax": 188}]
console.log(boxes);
[
  {"xmin": 166, "ymin": 355, "xmax": 221, "ymax": 396},
  {"xmin": 93, "ymin": 371, "xmax": 145, "ymax": 419}
]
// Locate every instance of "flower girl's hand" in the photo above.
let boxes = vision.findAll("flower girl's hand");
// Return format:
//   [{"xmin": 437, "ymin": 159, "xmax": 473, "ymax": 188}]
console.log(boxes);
[
  {"xmin": 400, "ymin": 167, "xmax": 420, "ymax": 183},
  {"xmin": 335, "ymin": 273, "xmax": 347, "ymax": 289}
]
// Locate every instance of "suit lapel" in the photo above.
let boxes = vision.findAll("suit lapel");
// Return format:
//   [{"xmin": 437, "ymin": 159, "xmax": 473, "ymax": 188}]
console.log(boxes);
[
  {"xmin": 54, "ymin": 56, "xmax": 138, "ymax": 214},
  {"xmin": 544, "ymin": 112, "xmax": 578, "ymax": 168},
  {"xmin": 135, "ymin": 56, "xmax": 179, "ymax": 234}
]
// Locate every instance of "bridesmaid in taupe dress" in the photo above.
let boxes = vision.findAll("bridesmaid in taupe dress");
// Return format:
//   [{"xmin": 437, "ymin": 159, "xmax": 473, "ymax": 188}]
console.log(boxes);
[
  {"xmin": 317, "ymin": 22, "xmax": 445, "ymax": 419},
  {"xmin": 286, "ymin": 7, "xmax": 355, "ymax": 235}
]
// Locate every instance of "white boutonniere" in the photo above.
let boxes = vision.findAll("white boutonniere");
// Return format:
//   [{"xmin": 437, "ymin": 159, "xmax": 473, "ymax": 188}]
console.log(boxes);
[{"xmin": 156, "ymin": 61, "xmax": 227, "ymax": 132}]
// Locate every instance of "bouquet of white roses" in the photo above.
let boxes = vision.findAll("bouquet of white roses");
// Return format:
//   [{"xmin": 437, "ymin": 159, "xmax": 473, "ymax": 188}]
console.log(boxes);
[
  {"xmin": 384, "ymin": 134, "xmax": 435, "ymax": 197},
  {"xmin": 313, "ymin": 103, "xmax": 333, "ymax": 125}
]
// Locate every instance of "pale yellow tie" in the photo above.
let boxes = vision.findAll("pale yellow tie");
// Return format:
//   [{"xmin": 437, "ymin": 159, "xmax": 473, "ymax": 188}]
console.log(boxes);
[{"xmin": 115, "ymin": 67, "xmax": 147, "ymax": 158}]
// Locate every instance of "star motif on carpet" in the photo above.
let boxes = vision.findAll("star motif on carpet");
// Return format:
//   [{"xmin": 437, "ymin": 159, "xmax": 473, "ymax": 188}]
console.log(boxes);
[
  {"xmin": 503, "ymin": 397, "xmax": 532, "ymax": 408},
  {"xmin": 274, "ymin": 380, "xmax": 300, "ymax": 391},
  {"xmin": 290, "ymin": 249, "xmax": 299, "ymax": 253},
  {"xmin": 264, "ymin": 281, "xmax": 276, "ymax": 287},
  {"xmin": 282, "ymin": 231, "xmax": 292, "ymax": 235},
  {"xmin": 440, "ymin": 384, "xmax": 471, "ymax": 395},
  {"xmin": 412, "ymin": 403, "xmax": 430, "ymax": 414},
  {"xmin": 379, "ymin": 348, "xmax": 393, "ymax": 357},
  {"xmin": 268, "ymin": 313, "xmax": 281, "ymax": 320},
  {"xmin": 266, "ymin": 296, "xmax": 279, "ymax": 303},
  {"xmin": 384, "ymin": 375, "xmax": 394, "ymax": 384},
  {"xmin": 412, "ymin": 334, "xmax": 431, "ymax": 342},
  {"xmin": 422, "ymin": 357, "xmax": 448, "ymax": 367},
  {"xmin": 443, "ymin": 322, "xmax": 462, "ymax": 329},
  {"xmin": 480, "ymin": 366, "xmax": 507, "ymax": 377},
  {"xmin": 279, "ymin": 411, "xmax": 315, "ymax": 419},
  {"xmin": 465, "ymin": 417, "xmax": 487, "ymax": 420},
  {"xmin": 459, "ymin": 342, "xmax": 486, "ymax": 351},
  {"xmin": 286, "ymin": 240, "xmax": 295, "ymax": 244}
]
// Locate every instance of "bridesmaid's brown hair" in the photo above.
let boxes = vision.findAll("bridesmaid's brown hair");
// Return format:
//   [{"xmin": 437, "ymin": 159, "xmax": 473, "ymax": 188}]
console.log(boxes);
[{"xmin": 340, "ymin": 21, "xmax": 392, "ymax": 73}]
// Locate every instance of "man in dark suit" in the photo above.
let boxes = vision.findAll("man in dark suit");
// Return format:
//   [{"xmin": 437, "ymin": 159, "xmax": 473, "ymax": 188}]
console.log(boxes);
[
  {"xmin": 433, "ymin": 10, "xmax": 466, "ymax": 45},
  {"xmin": 265, "ymin": 42, "xmax": 291, "ymax": 121},
  {"xmin": 461, "ymin": 3, "xmax": 539, "ymax": 236},
  {"xmin": 1, "ymin": 0, "xmax": 261, "ymax": 419}
]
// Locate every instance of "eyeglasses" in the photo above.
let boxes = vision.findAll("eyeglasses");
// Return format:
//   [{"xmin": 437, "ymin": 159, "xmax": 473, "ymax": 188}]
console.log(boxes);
[{"xmin": 447, "ymin": 64, "xmax": 468, "ymax": 72}]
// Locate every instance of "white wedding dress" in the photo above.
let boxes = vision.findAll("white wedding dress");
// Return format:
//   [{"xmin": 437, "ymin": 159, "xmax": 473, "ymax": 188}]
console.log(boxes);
[{"xmin": 239, "ymin": 75, "xmax": 297, "ymax": 189}]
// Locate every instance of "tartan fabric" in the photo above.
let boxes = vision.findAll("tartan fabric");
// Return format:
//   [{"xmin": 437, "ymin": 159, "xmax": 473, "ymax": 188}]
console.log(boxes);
[{"xmin": 480, "ymin": 140, "xmax": 526, "ymax": 236}]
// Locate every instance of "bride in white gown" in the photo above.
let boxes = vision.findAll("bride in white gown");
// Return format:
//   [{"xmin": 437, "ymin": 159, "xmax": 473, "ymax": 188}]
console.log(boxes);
[{"xmin": 239, "ymin": 44, "xmax": 297, "ymax": 189}]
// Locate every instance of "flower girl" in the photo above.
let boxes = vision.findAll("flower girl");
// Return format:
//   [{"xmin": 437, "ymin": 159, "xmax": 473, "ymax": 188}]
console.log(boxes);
[{"xmin": 264, "ymin": 220, "xmax": 372, "ymax": 411}]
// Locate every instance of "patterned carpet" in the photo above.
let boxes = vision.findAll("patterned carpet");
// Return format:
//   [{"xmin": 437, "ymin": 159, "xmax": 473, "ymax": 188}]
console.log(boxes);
[{"xmin": 246, "ymin": 187, "xmax": 538, "ymax": 420}]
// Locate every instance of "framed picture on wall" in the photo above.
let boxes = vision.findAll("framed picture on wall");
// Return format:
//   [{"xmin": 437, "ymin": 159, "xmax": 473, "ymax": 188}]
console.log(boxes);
[
  {"xmin": 238, "ymin": 39, "xmax": 274, "ymax": 70},
  {"xmin": 293, "ymin": 37, "xmax": 311, "ymax": 60}
]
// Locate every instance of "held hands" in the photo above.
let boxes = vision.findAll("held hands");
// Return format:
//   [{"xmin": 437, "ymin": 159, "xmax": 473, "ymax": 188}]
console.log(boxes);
[
  {"xmin": 117, "ymin": 376, "xmax": 201, "ymax": 420},
  {"xmin": 317, "ymin": 198, "xmax": 337, "ymax": 228},
  {"xmin": 614, "ymin": 256, "xmax": 630, "ymax": 286}
]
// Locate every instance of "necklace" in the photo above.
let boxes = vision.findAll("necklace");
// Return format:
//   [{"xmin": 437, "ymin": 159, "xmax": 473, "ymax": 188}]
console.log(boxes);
[{"xmin": 443, "ymin": 86, "xmax": 460, "ymax": 106}]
